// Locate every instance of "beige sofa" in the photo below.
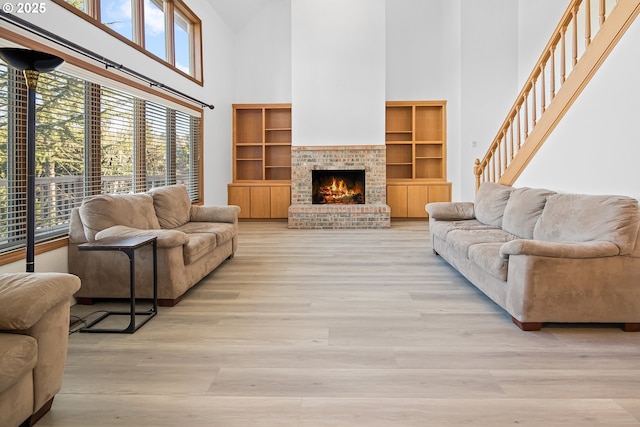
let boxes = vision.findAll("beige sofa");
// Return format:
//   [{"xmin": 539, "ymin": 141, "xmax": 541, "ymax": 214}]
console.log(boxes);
[
  {"xmin": 426, "ymin": 182, "xmax": 640, "ymax": 331},
  {"xmin": 69, "ymin": 185, "xmax": 240, "ymax": 306},
  {"xmin": 0, "ymin": 272, "xmax": 81, "ymax": 427}
]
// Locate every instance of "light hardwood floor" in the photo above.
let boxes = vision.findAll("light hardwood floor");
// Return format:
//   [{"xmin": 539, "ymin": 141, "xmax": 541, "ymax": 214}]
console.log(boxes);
[{"xmin": 40, "ymin": 221, "xmax": 640, "ymax": 426}]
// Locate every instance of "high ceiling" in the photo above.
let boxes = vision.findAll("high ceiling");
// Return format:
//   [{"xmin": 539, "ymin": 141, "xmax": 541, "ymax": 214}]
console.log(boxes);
[{"xmin": 205, "ymin": 0, "xmax": 272, "ymax": 33}]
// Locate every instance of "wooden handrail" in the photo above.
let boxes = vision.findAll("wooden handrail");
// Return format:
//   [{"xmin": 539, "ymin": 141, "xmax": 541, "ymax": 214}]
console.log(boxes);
[{"xmin": 475, "ymin": 0, "xmax": 640, "ymax": 190}]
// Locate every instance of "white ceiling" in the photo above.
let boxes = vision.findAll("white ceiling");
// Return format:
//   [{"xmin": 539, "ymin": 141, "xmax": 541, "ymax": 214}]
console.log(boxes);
[{"xmin": 205, "ymin": 0, "xmax": 272, "ymax": 33}]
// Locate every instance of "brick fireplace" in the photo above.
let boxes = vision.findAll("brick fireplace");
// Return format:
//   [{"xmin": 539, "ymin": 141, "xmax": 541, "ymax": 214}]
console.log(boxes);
[{"xmin": 288, "ymin": 145, "xmax": 391, "ymax": 228}]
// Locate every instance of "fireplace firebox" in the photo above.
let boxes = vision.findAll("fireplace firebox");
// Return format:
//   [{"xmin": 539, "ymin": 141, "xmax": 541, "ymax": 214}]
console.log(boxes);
[{"xmin": 312, "ymin": 169, "xmax": 365, "ymax": 204}]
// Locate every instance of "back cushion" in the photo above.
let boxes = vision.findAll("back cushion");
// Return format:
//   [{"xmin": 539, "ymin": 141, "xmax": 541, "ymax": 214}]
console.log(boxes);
[
  {"xmin": 474, "ymin": 182, "xmax": 514, "ymax": 227},
  {"xmin": 149, "ymin": 185, "xmax": 192, "ymax": 229},
  {"xmin": 79, "ymin": 193, "xmax": 160, "ymax": 241},
  {"xmin": 533, "ymin": 193, "xmax": 640, "ymax": 255},
  {"xmin": 502, "ymin": 187, "xmax": 555, "ymax": 238}
]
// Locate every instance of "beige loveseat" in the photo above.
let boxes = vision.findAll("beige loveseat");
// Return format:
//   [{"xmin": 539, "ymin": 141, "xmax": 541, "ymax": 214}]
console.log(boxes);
[
  {"xmin": 0, "ymin": 272, "xmax": 80, "ymax": 427},
  {"xmin": 69, "ymin": 185, "xmax": 240, "ymax": 306},
  {"xmin": 426, "ymin": 182, "xmax": 640, "ymax": 331}
]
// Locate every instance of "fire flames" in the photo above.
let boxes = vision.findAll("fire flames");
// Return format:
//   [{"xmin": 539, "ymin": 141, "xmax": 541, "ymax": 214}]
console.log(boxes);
[{"xmin": 318, "ymin": 178, "xmax": 360, "ymax": 203}]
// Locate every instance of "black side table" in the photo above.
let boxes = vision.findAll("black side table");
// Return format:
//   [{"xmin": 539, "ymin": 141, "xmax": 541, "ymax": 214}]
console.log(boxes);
[{"xmin": 78, "ymin": 235, "xmax": 158, "ymax": 334}]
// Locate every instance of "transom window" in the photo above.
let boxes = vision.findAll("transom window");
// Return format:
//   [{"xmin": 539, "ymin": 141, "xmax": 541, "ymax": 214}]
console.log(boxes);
[{"xmin": 55, "ymin": 0, "xmax": 202, "ymax": 82}]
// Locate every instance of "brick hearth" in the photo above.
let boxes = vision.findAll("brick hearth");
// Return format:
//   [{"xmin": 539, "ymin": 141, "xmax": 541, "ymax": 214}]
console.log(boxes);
[{"xmin": 288, "ymin": 145, "xmax": 390, "ymax": 229}]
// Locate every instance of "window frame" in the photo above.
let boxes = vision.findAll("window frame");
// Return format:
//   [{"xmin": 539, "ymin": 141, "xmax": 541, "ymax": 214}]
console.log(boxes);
[{"xmin": 53, "ymin": 0, "xmax": 203, "ymax": 84}]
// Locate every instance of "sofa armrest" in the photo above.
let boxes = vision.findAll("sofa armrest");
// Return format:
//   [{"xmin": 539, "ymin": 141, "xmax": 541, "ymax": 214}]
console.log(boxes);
[
  {"xmin": 499, "ymin": 239, "xmax": 620, "ymax": 259},
  {"xmin": 0, "ymin": 273, "xmax": 81, "ymax": 330},
  {"xmin": 426, "ymin": 202, "xmax": 475, "ymax": 220},
  {"xmin": 95, "ymin": 225, "xmax": 189, "ymax": 248},
  {"xmin": 190, "ymin": 205, "xmax": 241, "ymax": 224}
]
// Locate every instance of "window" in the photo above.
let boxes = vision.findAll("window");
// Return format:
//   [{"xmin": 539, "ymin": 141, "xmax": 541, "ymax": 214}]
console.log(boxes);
[
  {"xmin": 144, "ymin": 0, "xmax": 166, "ymax": 61},
  {"xmin": 100, "ymin": 0, "xmax": 134, "ymax": 40},
  {"xmin": 145, "ymin": 101, "xmax": 168, "ymax": 188},
  {"xmin": 58, "ymin": 0, "xmax": 202, "ymax": 81},
  {"xmin": 174, "ymin": 9, "xmax": 192, "ymax": 74},
  {"xmin": 0, "ymin": 63, "xmax": 202, "ymax": 256},
  {"xmin": 101, "ymin": 87, "xmax": 135, "ymax": 193}
]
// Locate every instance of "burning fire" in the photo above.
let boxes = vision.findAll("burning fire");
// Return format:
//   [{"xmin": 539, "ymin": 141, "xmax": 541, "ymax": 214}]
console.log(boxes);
[{"xmin": 319, "ymin": 178, "xmax": 359, "ymax": 203}]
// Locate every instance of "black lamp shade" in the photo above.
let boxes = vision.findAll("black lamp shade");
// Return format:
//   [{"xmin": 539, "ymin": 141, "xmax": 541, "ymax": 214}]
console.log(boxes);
[{"xmin": 0, "ymin": 47, "xmax": 64, "ymax": 72}]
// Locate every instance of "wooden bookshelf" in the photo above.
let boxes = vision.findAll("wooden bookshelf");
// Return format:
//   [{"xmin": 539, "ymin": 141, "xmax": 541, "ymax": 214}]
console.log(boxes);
[
  {"xmin": 386, "ymin": 101, "xmax": 451, "ymax": 218},
  {"xmin": 229, "ymin": 104, "xmax": 292, "ymax": 219}
]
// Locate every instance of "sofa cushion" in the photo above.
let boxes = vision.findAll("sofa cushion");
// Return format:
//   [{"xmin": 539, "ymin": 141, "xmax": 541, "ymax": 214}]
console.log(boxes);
[
  {"xmin": 468, "ymin": 243, "xmax": 508, "ymax": 281},
  {"xmin": 426, "ymin": 202, "xmax": 475, "ymax": 220},
  {"xmin": 430, "ymin": 219, "xmax": 497, "ymax": 242},
  {"xmin": 149, "ymin": 185, "xmax": 192, "ymax": 229},
  {"xmin": 79, "ymin": 193, "xmax": 160, "ymax": 241},
  {"xmin": 0, "ymin": 273, "xmax": 82, "ymax": 330},
  {"xmin": 447, "ymin": 228, "xmax": 517, "ymax": 258},
  {"xmin": 175, "ymin": 222, "xmax": 237, "ymax": 246},
  {"xmin": 533, "ymin": 193, "xmax": 640, "ymax": 255},
  {"xmin": 474, "ymin": 182, "xmax": 514, "ymax": 227},
  {"xmin": 182, "ymin": 233, "xmax": 217, "ymax": 265},
  {"xmin": 0, "ymin": 334, "xmax": 37, "ymax": 393},
  {"xmin": 502, "ymin": 187, "xmax": 555, "ymax": 239}
]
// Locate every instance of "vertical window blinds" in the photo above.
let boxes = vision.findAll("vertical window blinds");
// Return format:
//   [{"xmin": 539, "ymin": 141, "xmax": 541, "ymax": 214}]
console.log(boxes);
[{"xmin": 0, "ymin": 63, "xmax": 202, "ymax": 254}]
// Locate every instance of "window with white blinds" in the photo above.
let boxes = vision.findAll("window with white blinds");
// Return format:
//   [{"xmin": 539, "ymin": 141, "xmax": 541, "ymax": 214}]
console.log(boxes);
[{"xmin": 0, "ymin": 63, "xmax": 202, "ymax": 254}]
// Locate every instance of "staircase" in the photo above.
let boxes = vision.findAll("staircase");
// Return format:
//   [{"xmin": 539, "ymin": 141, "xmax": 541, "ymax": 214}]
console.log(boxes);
[{"xmin": 474, "ymin": 0, "xmax": 640, "ymax": 190}]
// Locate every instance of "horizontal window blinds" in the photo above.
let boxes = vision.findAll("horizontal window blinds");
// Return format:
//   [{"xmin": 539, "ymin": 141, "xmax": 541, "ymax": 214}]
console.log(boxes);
[{"xmin": 0, "ymin": 63, "xmax": 201, "ymax": 255}]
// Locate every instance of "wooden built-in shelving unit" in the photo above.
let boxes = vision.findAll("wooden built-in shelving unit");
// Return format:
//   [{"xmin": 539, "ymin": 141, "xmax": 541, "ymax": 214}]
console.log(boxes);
[
  {"xmin": 385, "ymin": 101, "xmax": 451, "ymax": 218},
  {"xmin": 229, "ymin": 104, "xmax": 292, "ymax": 219}
]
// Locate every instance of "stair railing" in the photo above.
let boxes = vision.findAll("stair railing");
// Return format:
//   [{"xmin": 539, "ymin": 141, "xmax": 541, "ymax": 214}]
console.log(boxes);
[{"xmin": 474, "ymin": 0, "xmax": 640, "ymax": 190}]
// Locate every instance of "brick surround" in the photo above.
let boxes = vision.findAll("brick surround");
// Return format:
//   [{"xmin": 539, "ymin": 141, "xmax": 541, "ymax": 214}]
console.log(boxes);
[{"xmin": 288, "ymin": 145, "xmax": 391, "ymax": 229}]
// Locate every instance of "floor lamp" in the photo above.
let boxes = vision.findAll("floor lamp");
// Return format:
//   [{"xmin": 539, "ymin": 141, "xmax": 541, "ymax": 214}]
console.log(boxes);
[{"xmin": 0, "ymin": 48, "xmax": 64, "ymax": 272}]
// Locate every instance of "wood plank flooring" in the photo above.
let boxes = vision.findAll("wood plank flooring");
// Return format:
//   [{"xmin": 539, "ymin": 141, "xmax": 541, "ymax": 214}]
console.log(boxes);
[{"xmin": 39, "ymin": 221, "xmax": 640, "ymax": 426}]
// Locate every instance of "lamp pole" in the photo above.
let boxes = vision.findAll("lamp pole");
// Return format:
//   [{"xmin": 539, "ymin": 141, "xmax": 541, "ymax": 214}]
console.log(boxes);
[{"xmin": 0, "ymin": 48, "xmax": 64, "ymax": 272}]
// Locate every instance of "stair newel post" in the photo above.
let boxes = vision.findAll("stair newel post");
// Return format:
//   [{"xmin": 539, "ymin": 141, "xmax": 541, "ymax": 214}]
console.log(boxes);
[{"xmin": 474, "ymin": 159, "xmax": 482, "ymax": 191}]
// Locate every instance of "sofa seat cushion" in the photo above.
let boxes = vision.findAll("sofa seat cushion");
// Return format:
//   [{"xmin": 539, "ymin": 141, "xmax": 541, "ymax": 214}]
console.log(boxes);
[
  {"xmin": 183, "ymin": 233, "xmax": 217, "ymax": 265},
  {"xmin": 79, "ymin": 193, "xmax": 160, "ymax": 241},
  {"xmin": 474, "ymin": 182, "xmax": 515, "ymax": 227},
  {"xmin": 431, "ymin": 219, "xmax": 497, "ymax": 242},
  {"xmin": 149, "ymin": 185, "xmax": 192, "ymax": 229},
  {"xmin": 0, "ymin": 334, "xmax": 36, "ymax": 393},
  {"xmin": 447, "ymin": 229, "xmax": 518, "ymax": 258},
  {"xmin": 502, "ymin": 187, "xmax": 555, "ymax": 238},
  {"xmin": 205, "ymin": 223, "xmax": 236, "ymax": 245},
  {"xmin": 533, "ymin": 193, "xmax": 640, "ymax": 255},
  {"xmin": 468, "ymin": 243, "xmax": 508, "ymax": 281},
  {"xmin": 175, "ymin": 222, "xmax": 237, "ymax": 246}
]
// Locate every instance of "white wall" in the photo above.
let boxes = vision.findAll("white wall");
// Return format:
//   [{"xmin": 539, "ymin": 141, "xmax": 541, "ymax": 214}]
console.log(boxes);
[
  {"xmin": 385, "ymin": 0, "xmax": 444, "ymax": 100},
  {"xmin": 516, "ymin": 14, "xmax": 640, "ymax": 199},
  {"xmin": 458, "ymin": 0, "xmax": 519, "ymax": 201},
  {"xmin": 441, "ymin": 0, "xmax": 463, "ymax": 200},
  {"xmin": 291, "ymin": 0, "xmax": 386, "ymax": 147},
  {"xmin": 194, "ymin": 2, "xmax": 237, "ymax": 207},
  {"xmin": 0, "ymin": 247, "xmax": 68, "ymax": 273},
  {"xmin": 234, "ymin": 0, "xmax": 291, "ymax": 103}
]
